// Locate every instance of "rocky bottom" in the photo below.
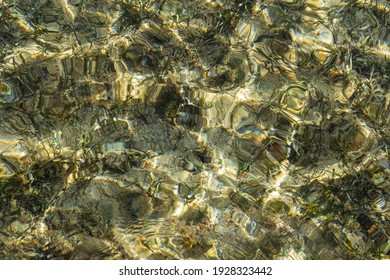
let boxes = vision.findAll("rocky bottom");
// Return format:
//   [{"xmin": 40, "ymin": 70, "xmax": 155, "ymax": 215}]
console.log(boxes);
[{"xmin": 0, "ymin": 0, "xmax": 389, "ymax": 259}]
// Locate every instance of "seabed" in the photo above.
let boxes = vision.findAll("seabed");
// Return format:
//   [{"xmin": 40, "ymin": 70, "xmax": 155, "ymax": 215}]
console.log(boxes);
[{"xmin": 0, "ymin": 0, "xmax": 389, "ymax": 259}]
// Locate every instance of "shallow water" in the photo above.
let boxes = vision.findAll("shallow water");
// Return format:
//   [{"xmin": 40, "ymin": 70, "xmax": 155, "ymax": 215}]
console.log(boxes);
[{"xmin": 0, "ymin": 0, "xmax": 389, "ymax": 259}]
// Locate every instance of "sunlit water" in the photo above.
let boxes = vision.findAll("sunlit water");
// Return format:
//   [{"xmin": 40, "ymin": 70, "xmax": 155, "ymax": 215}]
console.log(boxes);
[{"xmin": 0, "ymin": 0, "xmax": 389, "ymax": 259}]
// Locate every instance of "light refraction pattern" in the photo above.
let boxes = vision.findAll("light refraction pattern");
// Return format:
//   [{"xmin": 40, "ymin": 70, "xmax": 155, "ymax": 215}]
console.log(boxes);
[{"xmin": 0, "ymin": 0, "xmax": 389, "ymax": 259}]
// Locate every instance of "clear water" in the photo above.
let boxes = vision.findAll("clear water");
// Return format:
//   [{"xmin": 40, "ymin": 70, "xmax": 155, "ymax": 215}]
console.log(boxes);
[{"xmin": 0, "ymin": 0, "xmax": 389, "ymax": 259}]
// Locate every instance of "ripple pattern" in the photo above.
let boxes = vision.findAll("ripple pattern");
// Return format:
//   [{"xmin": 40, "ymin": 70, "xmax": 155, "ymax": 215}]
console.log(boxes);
[{"xmin": 0, "ymin": 0, "xmax": 389, "ymax": 259}]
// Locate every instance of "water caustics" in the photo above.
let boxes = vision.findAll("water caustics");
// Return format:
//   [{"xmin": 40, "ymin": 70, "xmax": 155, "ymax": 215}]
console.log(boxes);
[{"xmin": 0, "ymin": 0, "xmax": 389, "ymax": 259}]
